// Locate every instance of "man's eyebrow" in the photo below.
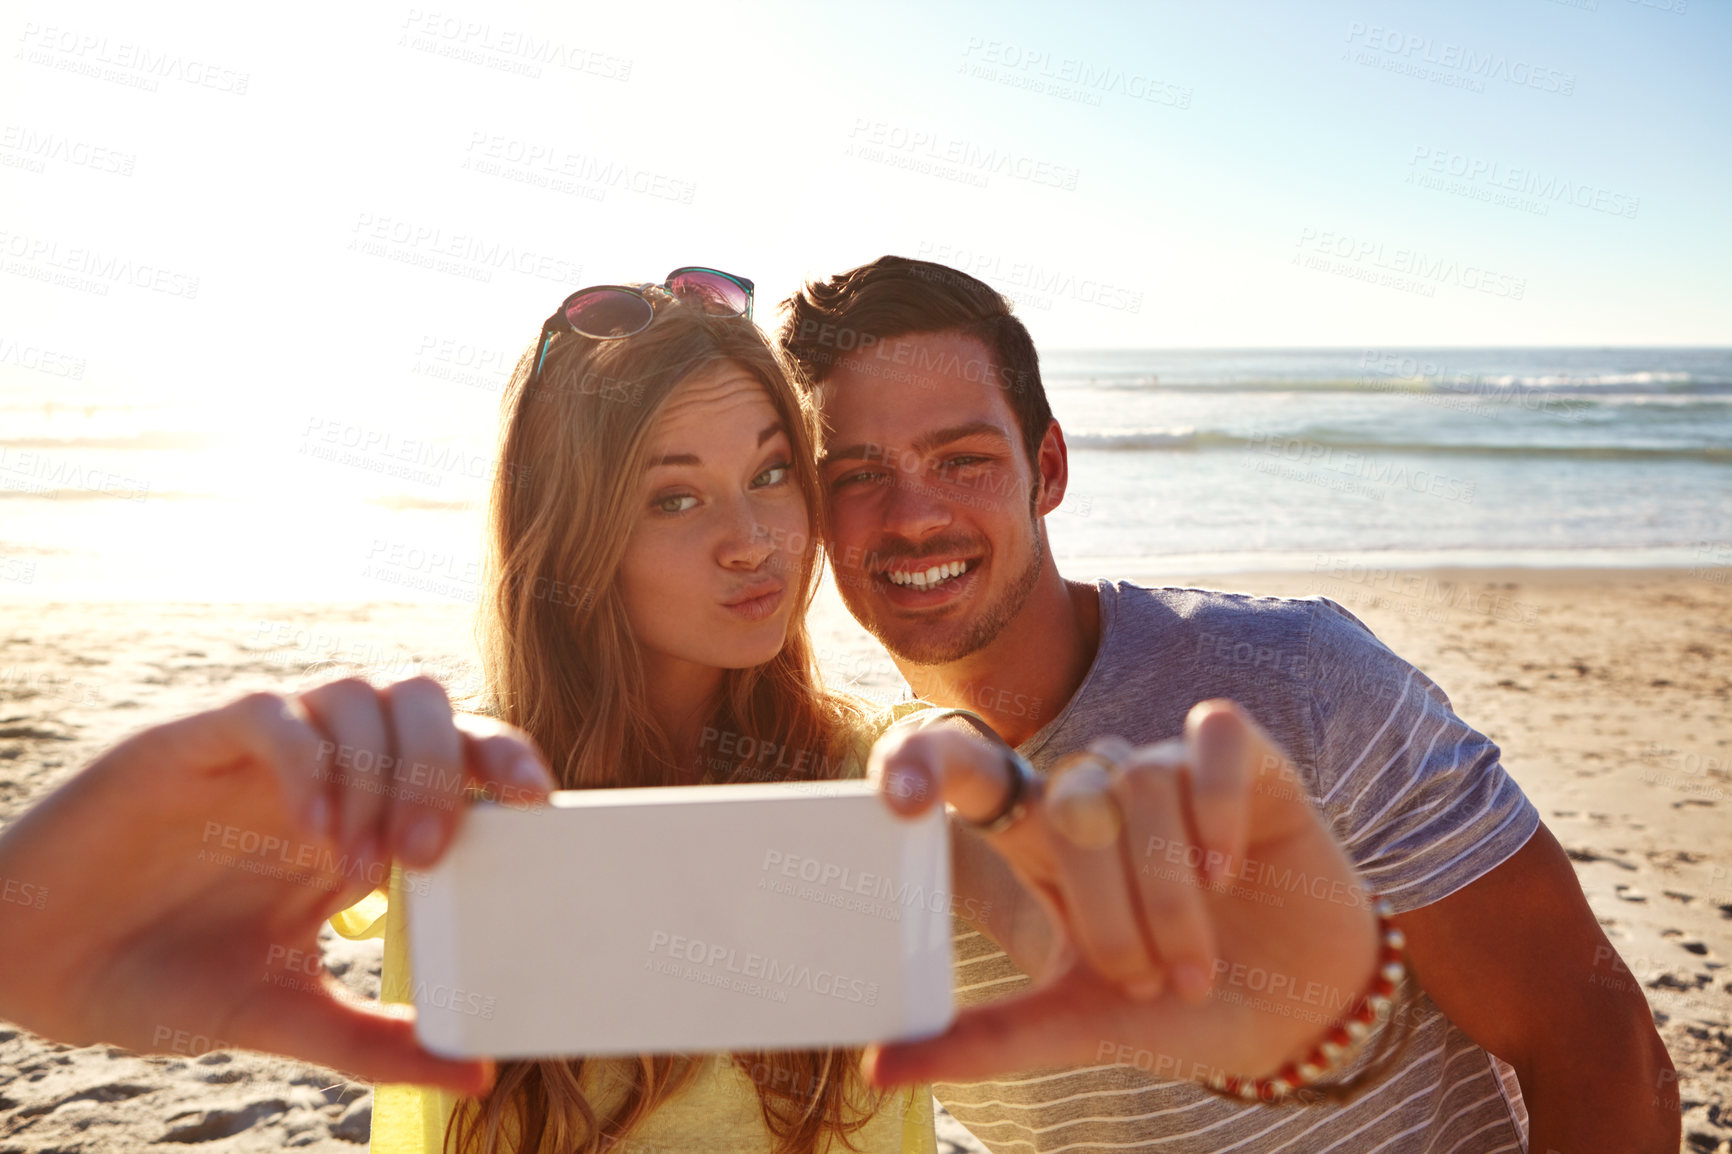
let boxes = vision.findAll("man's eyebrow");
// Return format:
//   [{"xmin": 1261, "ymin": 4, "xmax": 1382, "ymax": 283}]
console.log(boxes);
[
  {"xmin": 819, "ymin": 421, "xmax": 1011, "ymax": 469},
  {"xmin": 649, "ymin": 423, "xmax": 785, "ymax": 468},
  {"xmin": 818, "ymin": 443, "xmax": 874, "ymax": 468},
  {"xmin": 913, "ymin": 421, "xmax": 1012, "ymax": 455}
]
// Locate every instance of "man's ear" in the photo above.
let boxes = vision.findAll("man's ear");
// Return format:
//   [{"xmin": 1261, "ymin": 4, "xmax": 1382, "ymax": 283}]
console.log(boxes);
[{"xmin": 1033, "ymin": 420, "xmax": 1068, "ymax": 516}]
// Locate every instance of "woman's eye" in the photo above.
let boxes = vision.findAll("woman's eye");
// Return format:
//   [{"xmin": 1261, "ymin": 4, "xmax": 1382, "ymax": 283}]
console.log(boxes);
[
  {"xmin": 654, "ymin": 494, "xmax": 698, "ymax": 514},
  {"xmin": 753, "ymin": 462, "xmax": 791, "ymax": 488}
]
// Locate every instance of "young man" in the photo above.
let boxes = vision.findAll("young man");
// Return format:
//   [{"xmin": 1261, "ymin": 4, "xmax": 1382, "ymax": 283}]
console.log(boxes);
[{"xmin": 779, "ymin": 256, "xmax": 1677, "ymax": 1153}]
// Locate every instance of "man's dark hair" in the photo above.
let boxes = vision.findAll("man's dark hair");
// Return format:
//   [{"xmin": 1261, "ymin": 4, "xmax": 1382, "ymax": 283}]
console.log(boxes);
[{"xmin": 777, "ymin": 255, "xmax": 1054, "ymax": 469}]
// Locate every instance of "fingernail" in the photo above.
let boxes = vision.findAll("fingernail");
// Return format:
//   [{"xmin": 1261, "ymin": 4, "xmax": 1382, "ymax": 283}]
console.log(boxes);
[
  {"xmin": 402, "ymin": 815, "xmax": 443, "ymax": 866},
  {"xmin": 304, "ymin": 795, "xmax": 331, "ymax": 841},
  {"xmin": 1050, "ymin": 788, "xmax": 1122, "ymax": 850},
  {"xmin": 887, "ymin": 766, "xmax": 928, "ymax": 805},
  {"xmin": 350, "ymin": 834, "xmax": 380, "ymax": 880},
  {"xmin": 510, "ymin": 753, "xmax": 550, "ymax": 790},
  {"xmin": 1126, "ymin": 975, "xmax": 1164, "ymax": 1001},
  {"xmin": 1173, "ymin": 961, "xmax": 1212, "ymax": 1003},
  {"xmin": 861, "ymin": 1044, "xmax": 900, "ymax": 1087}
]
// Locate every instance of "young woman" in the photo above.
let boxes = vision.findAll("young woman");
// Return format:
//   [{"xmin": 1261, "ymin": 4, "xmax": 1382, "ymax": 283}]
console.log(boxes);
[{"xmin": 333, "ymin": 270, "xmax": 941, "ymax": 1154}]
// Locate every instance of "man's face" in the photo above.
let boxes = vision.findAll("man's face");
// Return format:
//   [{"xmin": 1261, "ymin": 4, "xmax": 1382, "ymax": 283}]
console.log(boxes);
[{"xmin": 816, "ymin": 330, "xmax": 1057, "ymax": 665}]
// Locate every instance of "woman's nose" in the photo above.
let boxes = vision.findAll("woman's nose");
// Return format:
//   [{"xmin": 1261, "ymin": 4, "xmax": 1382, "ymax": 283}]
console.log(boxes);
[{"xmin": 717, "ymin": 495, "xmax": 778, "ymax": 570}]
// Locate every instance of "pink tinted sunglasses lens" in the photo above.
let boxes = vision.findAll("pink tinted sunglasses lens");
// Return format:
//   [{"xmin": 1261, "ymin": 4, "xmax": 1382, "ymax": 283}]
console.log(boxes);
[
  {"xmin": 564, "ymin": 288, "xmax": 655, "ymax": 337},
  {"xmin": 665, "ymin": 270, "xmax": 750, "ymax": 316}
]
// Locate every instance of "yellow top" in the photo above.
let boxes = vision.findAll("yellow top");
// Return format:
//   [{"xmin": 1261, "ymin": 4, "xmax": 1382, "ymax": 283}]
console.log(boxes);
[
  {"xmin": 330, "ymin": 875, "xmax": 935, "ymax": 1153},
  {"xmin": 329, "ymin": 704, "xmax": 944, "ymax": 1154}
]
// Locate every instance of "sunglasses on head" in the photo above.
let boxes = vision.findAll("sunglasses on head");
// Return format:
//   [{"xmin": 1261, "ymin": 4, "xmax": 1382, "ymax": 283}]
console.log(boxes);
[{"xmin": 531, "ymin": 267, "xmax": 754, "ymax": 382}]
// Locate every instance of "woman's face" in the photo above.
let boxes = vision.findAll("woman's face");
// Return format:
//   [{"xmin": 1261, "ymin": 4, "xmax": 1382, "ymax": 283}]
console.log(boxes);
[{"xmin": 617, "ymin": 359, "xmax": 810, "ymax": 683}]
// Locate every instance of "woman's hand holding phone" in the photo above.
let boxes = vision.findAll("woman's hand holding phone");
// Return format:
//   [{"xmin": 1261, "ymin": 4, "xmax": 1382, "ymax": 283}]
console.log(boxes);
[{"xmin": 0, "ymin": 678, "xmax": 554, "ymax": 1093}]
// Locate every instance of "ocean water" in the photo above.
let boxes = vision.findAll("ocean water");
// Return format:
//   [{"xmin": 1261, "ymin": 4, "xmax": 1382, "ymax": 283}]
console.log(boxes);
[
  {"xmin": 1039, "ymin": 347, "xmax": 1732, "ymax": 574},
  {"xmin": 2, "ymin": 348, "xmax": 1728, "ymax": 601}
]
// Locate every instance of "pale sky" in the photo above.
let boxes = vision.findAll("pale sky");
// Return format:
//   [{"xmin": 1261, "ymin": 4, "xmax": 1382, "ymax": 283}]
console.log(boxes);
[{"xmin": 2, "ymin": 0, "xmax": 1727, "ymax": 422}]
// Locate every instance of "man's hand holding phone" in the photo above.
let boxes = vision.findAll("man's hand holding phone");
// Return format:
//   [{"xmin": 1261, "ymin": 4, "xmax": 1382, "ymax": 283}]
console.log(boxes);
[{"xmin": 866, "ymin": 699, "xmax": 1382, "ymax": 1089}]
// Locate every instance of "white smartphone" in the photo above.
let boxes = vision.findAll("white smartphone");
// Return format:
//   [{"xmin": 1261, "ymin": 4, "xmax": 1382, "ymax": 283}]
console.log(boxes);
[{"xmin": 404, "ymin": 779, "xmax": 955, "ymax": 1059}]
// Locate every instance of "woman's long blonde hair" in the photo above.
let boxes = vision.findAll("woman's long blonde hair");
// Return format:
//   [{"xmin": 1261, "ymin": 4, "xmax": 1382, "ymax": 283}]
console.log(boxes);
[{"xmin": 449, "ymin": 299, "xmax": 884, "ymax": 1154}]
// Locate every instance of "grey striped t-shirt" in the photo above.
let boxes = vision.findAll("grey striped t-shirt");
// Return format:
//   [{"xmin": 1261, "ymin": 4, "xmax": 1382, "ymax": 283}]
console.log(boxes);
[{"xmin": 932, "ymin": 581, "xmax": 1541, "ymax": 1154}]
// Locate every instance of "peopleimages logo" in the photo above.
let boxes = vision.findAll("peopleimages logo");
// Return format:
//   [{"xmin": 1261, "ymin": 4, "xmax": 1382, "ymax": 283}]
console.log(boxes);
[
  {"xmin": 1407, "ymin": 147, "xmax": 1640, "ymax": 219},
  {"xmin": 845, "ymin": 119, "xmax": 1081, "ymax": 191},
  {"xmin": 398, "ymin": 9, "xmax": 632, "ymax": 81},
  {"xmin": 15, "ymin": 22, "xmax": 251, "ymax": 94},
  {"xmin": 462, "ymin": 133, "xmax": 695, "ymax": 205},
  {"xmin": 0, "ymin": 125, "xmax": 136, "ymax": 176},
  {"xmin": 1343, "ymin": 22, "xmax": 1575, "ymax": 95},
  {"xmin": 0, "ymin": 447, "xmax": 150, "ymax": 501},
  {"xmin": 758, "ymin": 848, "xmax": 991, "ymax": 924},
  {"xmin": 647, "ymin": 931, "xmax": 880, "ymax": 1006},
  {"xmin": 1294, "ymin": 229, "xmax": 1526, "ymax": 300},
  {"xmin": 914, "ymin": 242, "xmax": 1143, "ymax": 313},
  {"xmin": 0, "ymin": 229, "xmax": 200, "ymax": 299},
  {"xmin": 347, "ymin": 212, "xmax": 582, "ymax": 285},
  {"xmin": 957, "ymin": 38, "xmax": 1193, "ymax": 110},
  {"xmin": 0, "ymin": 336, "xmax": 85, "ymax": 379}
]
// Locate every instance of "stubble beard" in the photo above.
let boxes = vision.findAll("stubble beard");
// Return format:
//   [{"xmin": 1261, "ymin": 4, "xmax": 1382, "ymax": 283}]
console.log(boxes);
[{"xmin": 853, "ymin": 517, "xmax": 1047, "ymax": 668}]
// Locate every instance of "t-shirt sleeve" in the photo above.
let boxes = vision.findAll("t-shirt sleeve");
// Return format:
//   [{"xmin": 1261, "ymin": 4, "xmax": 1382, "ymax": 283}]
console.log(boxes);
[{"xmin": 1302, "ymin": 597, "xmax": 1540, "ymax": 913}]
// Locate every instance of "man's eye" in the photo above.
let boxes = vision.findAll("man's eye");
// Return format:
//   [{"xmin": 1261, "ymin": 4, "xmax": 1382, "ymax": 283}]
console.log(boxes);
[
  {"xmin": 833, "ymin": 469, "xmax": 887, "ymax": 490},
  {"xmin": 753, "ymin": 462, "xmax": 791, "ymax": 488},
  {"xmin": 947, "ymin": 455, "xmax": 989, "ymax": 468},
  {"xmin": 655, "ymin": 494, "xmax": 698, "ymax": 514}
]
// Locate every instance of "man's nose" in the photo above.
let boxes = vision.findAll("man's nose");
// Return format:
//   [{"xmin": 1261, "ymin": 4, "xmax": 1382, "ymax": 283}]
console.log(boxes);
[{"xmin": 881, "ymin": 468, "xmax": 952, "ymax": 541}]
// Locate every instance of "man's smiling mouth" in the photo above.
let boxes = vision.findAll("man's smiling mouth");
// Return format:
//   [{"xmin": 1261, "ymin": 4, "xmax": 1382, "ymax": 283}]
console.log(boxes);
[{"xmin": 882, "ymin": 558, "xmax": 978, "ymax": 592}]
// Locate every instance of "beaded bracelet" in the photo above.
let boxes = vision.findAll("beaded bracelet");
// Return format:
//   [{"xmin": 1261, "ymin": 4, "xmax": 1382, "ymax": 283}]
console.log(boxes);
[{"xmin": 1202, "ymin": 896, "xmax": 1408, "ymax": 1105}]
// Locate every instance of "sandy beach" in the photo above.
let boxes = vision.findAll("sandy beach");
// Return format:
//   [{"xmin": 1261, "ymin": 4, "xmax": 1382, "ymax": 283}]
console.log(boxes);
[{"xmin": 2, "ymin": 566, "xmax": 1728, "ymax": 1152}]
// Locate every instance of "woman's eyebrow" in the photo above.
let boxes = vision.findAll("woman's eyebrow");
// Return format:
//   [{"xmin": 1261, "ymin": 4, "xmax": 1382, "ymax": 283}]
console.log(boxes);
[{"xmin": 647, "ymin": 423, "xmax": 786, "ymax": 469}]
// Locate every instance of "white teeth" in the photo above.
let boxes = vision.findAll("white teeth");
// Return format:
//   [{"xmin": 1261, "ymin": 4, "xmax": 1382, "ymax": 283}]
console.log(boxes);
[{"xmin": 887, "ymin": 561, "xmax": 970, "ymax": 589}]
